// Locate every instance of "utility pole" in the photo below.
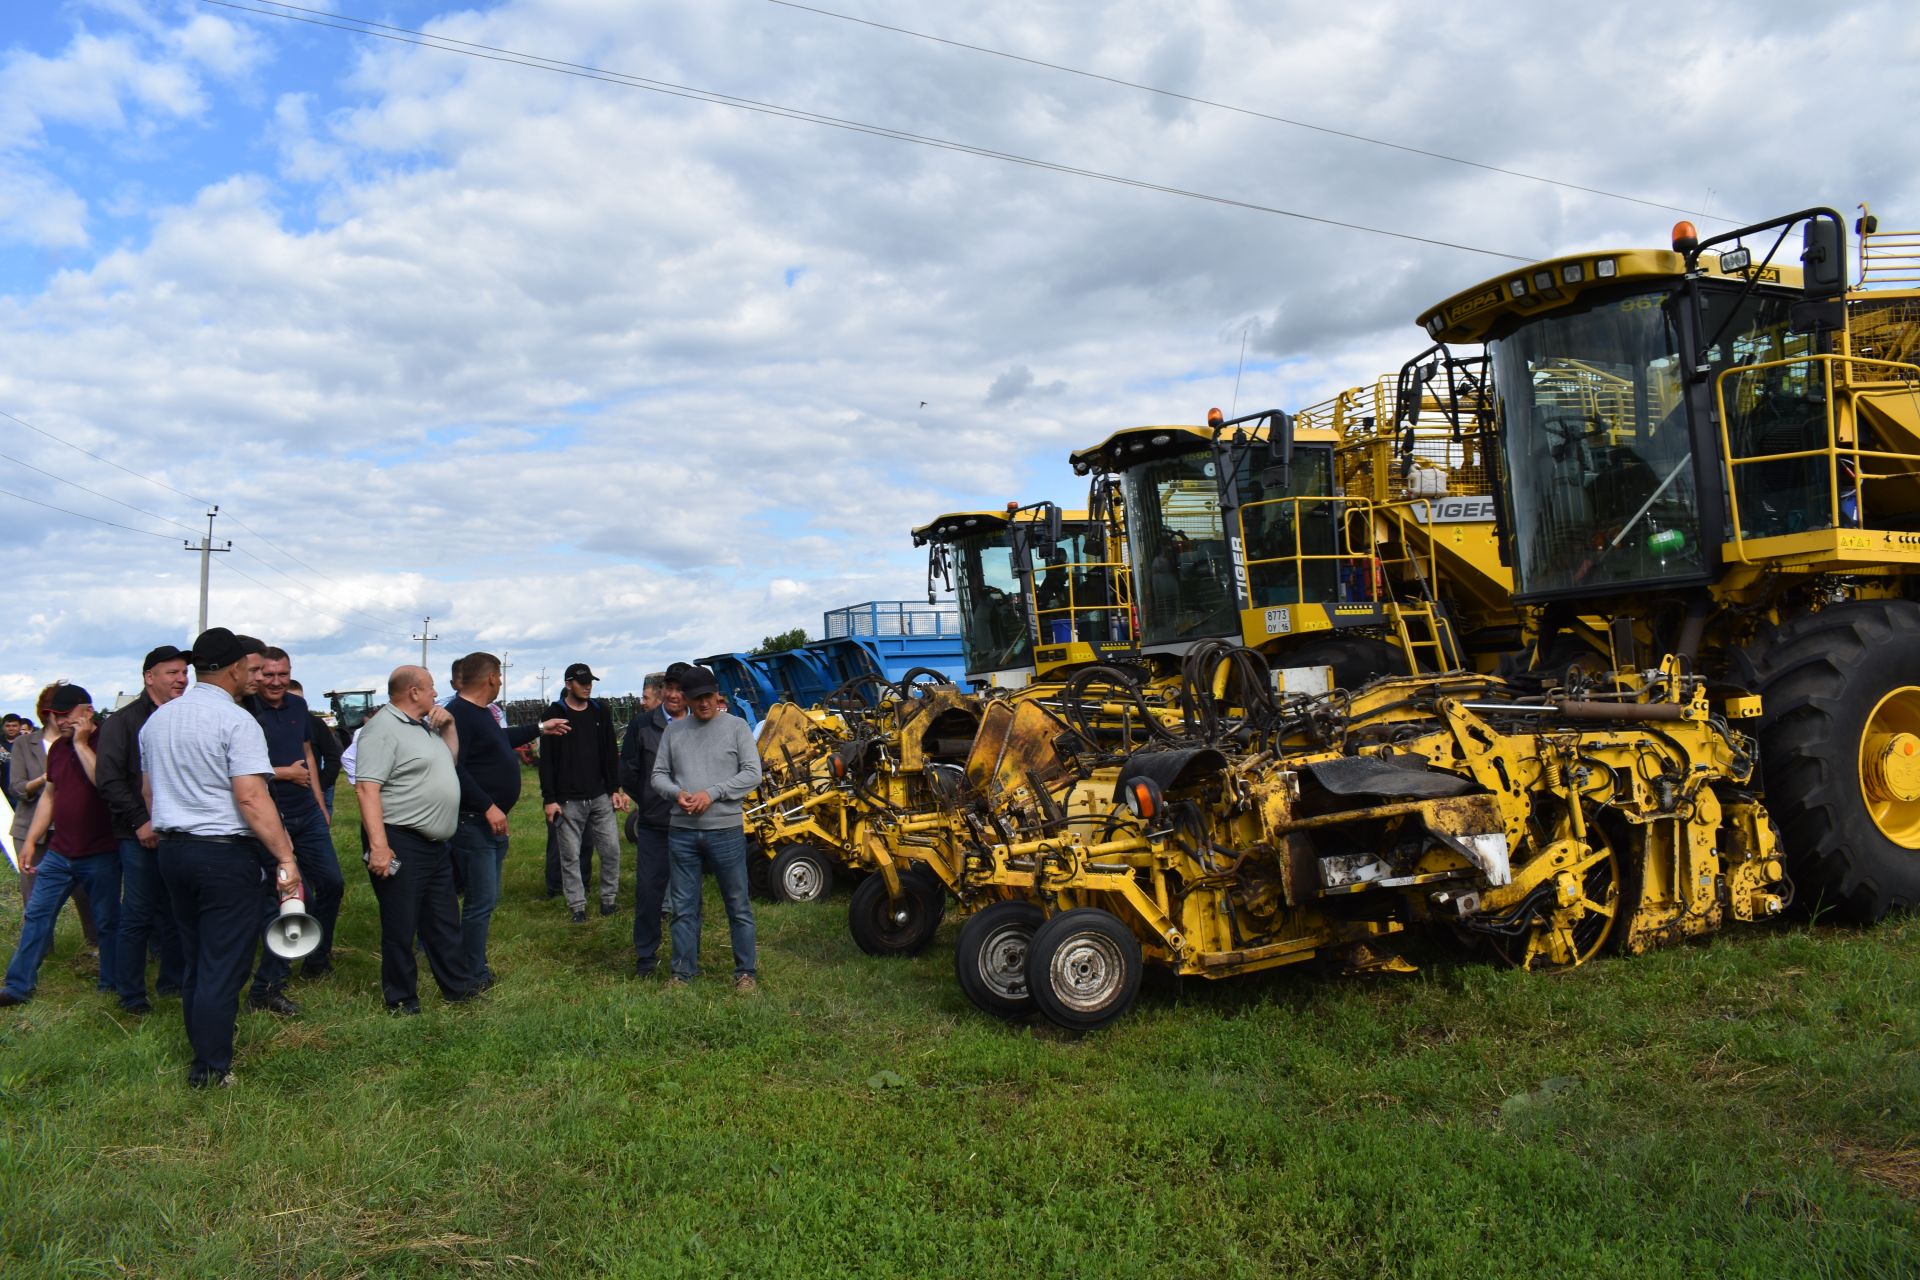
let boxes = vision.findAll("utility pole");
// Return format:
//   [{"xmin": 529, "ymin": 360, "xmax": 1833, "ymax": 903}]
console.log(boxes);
[
  {"xmin": 501, "ymin": 651, "xmax": 512, "ymax": 701},
  {"xmin": 537, "ymin": 666, "xmax": 549, "ymax": 706},
  {"xmin": 412, "ymin": 616, "xmax": 438, "ymax": 668},
  {"xmin": 180, "ymin": 507, "xmax": 230, "ymax": 634}
]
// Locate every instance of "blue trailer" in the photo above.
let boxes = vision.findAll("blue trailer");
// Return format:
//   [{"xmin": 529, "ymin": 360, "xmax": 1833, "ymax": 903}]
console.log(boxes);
[{"xmin": 700, "ymin": 600, "xmax": 964, "ymax": 724}]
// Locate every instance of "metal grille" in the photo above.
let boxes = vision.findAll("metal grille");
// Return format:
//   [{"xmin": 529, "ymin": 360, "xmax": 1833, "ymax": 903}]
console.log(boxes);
[{"xmin": 823, "ymin": 600, "xmax": 961, "ymax": 639}]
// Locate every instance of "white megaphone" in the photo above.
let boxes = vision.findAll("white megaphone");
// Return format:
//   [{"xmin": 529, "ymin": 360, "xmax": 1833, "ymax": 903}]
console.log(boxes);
[{"xmin": 265, "ymin": 896, "xmax": 321, "ymax": 961}]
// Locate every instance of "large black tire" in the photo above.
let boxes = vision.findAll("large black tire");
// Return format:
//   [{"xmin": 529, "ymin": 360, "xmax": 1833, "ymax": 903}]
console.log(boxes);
[
  {"xmin": 1023, "ymin": 907, "xmax": 1143, "ymax": 1032},
  {"xmin": 770, "ymin": 844, "xmax": 834, "ymax": 904},
  {"xmin": 847, "ymin": 868, "xmax": 945, "ymax": 956},
  {"xmin": 1269, "ymin": 635, "xmax": 1408, "ymax": 689},
  {"xmin": 954, "ymin": 900, "xmax": 1045, "ymax": 1018},
  {"xmin": 1746, "ymin": 600, "xmax": 1920, "ymax": 922}
]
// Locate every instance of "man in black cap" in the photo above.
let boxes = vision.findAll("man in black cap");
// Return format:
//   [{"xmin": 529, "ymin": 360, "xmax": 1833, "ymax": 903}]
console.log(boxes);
[
  {"xmin": 538, "ymin": 661, "xmax": 627, "ymax": 922},
  {"xmin": 0, "ymin": 684, "xmax": 122, "ymax": 1007},
  {"xmin": 139, "ymin": 627, "xmax": 303, "ymax": 1087},
  {"xmin": 96, "ymin": 645, "xmax": 192, "ymax": 1013}
]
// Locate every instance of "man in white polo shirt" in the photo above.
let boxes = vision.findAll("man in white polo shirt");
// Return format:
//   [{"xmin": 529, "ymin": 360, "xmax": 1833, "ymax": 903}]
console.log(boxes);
[
  {"xmin": 354, "ymin": 664, "xmax": 475, "ymax": 1014},
  {"xmin": 140, "ymin": 628, "xmax": 303, "ymax": 1089}
]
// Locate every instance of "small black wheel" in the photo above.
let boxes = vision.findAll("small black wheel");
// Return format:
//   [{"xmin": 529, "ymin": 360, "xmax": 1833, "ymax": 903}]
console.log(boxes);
[
  {"xmin": 1023, "ymin": 907, "xmax": 1143, "ymax": 1032},
  {"xmin": 847, "ymin": 868, "xmax": 945, "ymax": 956},
  {"xmin": 770, "ymin": 844, "xmax": 834, "ymax": 904},
  {"xmin": 954, "ymin": 900, "xmax": 1045, "ymax": 1017}
]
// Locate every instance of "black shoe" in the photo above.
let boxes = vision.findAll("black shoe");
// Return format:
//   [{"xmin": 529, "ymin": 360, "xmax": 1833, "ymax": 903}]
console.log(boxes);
[
  {"xmin": 248, "ymin": 992, "xmax": 301, "ymax": 1017},
  {"xmin": 0, "ymin": 990, "xmax": 26, "ymax": 1008},
  {"xmin": 299, "ymin": 961, "xmax": 334, "ymax": 980},
  {"xmin": 634, "ymin": 963, "xmax": 656, "ymax": 979},
  {"xmin": 571, "ymin": 908, "xmax": 587, "ymax": 924},
  {"xmin": 600, "ymin": 901, "xmax": 617, "ymax": 917},
  {"xmin": 120, "ymin": 997, "xmax": 154, "ymax": 1015},
  {"xmin": 189, "ymin": 1070, "xmax": 236, "ymax": 1088},
  {"xmin": 386, "ymin": 1000, "xmax": 421, "ymax": 1016}
]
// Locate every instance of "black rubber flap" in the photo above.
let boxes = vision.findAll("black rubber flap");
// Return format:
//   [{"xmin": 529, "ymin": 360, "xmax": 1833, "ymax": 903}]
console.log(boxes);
[
  {"xmin": 1111, "ymin": 747, "xmax": 1230, "ymax": 802},
  {"xmin": 1301, "ymin": 755, "xmax": 1476, "ymax": 799}
]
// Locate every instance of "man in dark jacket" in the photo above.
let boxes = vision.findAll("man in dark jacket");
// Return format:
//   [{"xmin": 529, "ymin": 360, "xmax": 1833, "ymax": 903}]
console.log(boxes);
[
  {"xmin": 96, "ymin": 645, "xmax": 192, "ymax": 1012},
  {"xmin": 538, "ymin": 662, "xmax": 627, "ymax": 923},
  {"xmin": 447, "ymin": 652, "xmax": 569, "ymax": 987},
  {"xmin": 620, "ymin": 670, "xmax": 684, "ymax": 977}
]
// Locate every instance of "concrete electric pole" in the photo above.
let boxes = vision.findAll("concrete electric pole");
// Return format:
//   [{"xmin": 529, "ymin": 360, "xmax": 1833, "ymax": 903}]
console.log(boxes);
[
  {"xmin": 413, "ymin": 617, "xmax": 438, "ymax": 668},
  {"xmin": 180, "ymin": 507, "xmax": 230, "ymax": 634}
]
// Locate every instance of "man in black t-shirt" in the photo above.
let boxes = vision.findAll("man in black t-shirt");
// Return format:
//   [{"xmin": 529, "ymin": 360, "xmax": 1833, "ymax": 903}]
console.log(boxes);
[
  {"xmin": 446, "ymin": 652, "xmax": 569, "ymax": 985},
  {"xmin": 538, "ymin": 662, "xmax": 628, "ymax": 923}
]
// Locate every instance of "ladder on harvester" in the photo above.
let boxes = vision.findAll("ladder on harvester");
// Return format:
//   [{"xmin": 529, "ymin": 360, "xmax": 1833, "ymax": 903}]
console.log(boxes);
[{"xmin": 1373, "ymin": 507, "xmax": 1466, "ymax": 673}]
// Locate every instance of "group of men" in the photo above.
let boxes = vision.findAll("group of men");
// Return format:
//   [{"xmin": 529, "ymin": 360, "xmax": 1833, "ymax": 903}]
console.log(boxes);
[{"xmin": 1, "ymin": 630, "xmax": 767, "ymax": 1086}]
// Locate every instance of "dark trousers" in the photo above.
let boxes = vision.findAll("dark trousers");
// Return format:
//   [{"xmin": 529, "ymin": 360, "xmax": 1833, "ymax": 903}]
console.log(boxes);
[
  {"xmin": 160, "ymin": 836, "xmax": 268, "ymax": 1084},
  {"xmin": 630, "ymin": 822, "xmax": 671, "ymax": 971},
  {"xmin": 251, "ymin": 803, "xmax": 345, "ymax": 997},
  {"xmin": 115, "ymin": 837, "xmax": 184, "ymax": 1005},
  {"xmin": 367, "ymin": 824, "xmax": 472, "ymax": 1008}
]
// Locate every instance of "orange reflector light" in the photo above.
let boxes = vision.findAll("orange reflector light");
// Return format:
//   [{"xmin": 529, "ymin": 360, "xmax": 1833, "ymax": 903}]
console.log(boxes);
[
  {"xmin": 1672, "ymin": 220, "xmax": 1698, "ymax": 252},
  {"xmin": 1207, "ymin": 407, "xmax": 1224, "ymax": 426},
  {"xmin": 1132, "ymin": 780, "xmax": 1156, "ymax": 820}
]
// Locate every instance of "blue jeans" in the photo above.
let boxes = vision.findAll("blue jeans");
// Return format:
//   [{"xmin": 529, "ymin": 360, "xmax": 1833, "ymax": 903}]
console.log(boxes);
[
  {"xmin": 451, "ymin": 815, "xmax": 510, "ymax": 985},
  {"xmin": 160, "ymin": 836, "xmax": 269, "ymax": 1084},
  {"xmin": 667, "ymin": 826, "xmax": 756, "ymax": 981},
  {"xmin": 2, "ymin": 849, "xmax": 121, "ymax": 998},
  {"xmin": 250, "ymin": 803, "xmax": 344, "ymax": 997},
  {"xmin": 115, "ymin": 837, "xmax": 185, "ymax": 1005}
]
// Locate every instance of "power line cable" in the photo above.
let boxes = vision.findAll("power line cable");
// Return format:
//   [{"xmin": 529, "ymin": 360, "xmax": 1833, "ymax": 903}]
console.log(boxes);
[
  {"xmin": 230, "ymin": 541, "xmax": 418, "ymax": 631},
  {"xmin": 0, "ymin": 408, "xmax": 213, "ymax": 506},
  {"xmin": 0, "ymin": 446, "xmax": 204, "ymax": 535},
  {"xmin": 0, "ymin": 483, "xmax": 181, "ymax": 540},
  {"xmin": 201, "ymin": 0, "xmax": 1533, "ymax": 262},
  {"xmin": 0, "ymin": 407, "xmax": 416, "ymax": 628},
  {"xmin": 767, "ymin": 0, "xmax": 1741, "ymax": 225},
  {"xmin": 220, "ymin": 511, "xmax": 415, "ymax": 625},
  {"xmin": 215, "ymin": 557, "xmax": 408, "ymax": 637}
]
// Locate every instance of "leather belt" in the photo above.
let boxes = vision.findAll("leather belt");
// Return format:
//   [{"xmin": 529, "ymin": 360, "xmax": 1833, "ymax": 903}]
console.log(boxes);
[{"xmin": 155, "ymin": 831, "xmax": 252, "ymax": 844}]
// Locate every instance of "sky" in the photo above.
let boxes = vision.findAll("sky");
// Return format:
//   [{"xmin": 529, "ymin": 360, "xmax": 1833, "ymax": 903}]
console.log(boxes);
[{"xmin": 2, "ymin": 0, "xmax": 1917, "ymax": 711}]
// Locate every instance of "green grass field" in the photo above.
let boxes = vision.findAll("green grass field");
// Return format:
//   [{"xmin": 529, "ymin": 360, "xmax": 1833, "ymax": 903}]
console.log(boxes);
[{"xmin": 1, "ymin": 775, "xmax": 1915, "ymax": 1278}]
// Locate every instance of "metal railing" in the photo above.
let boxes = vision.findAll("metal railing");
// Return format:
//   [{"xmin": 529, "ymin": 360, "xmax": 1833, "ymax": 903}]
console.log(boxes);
[
  {"xmin": 1715, "ymin": 353, "xmax": 1920, "ymax": 564},
  {"xmin": 1029, "ymin": 558, "xmax": 1137, "ymax": 647},
  {"xmin": 822, "ymin": 600, "xmax": 961, "ymax": 639}
]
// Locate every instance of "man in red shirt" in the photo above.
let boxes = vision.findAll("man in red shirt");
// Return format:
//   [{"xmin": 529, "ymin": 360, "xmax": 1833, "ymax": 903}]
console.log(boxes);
[{"xmin": 0, "ymin": 684, "xmax": 122, "ymax": 1006}]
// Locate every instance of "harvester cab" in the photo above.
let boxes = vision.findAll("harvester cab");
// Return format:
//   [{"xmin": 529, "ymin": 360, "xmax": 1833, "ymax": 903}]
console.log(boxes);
[
  {"xmin": 1068, "ymin": 414, "xmax": 1410, "ymax": 689},
  {"xmin": 324, "ymin": 688, "xmax": 376, "ymax": 740},
  {"xmin": 1416, "ymin": 203, "xmax": 1920, "ymax": 920},
  {"xmin": 914, "ymin": 504, "xmax": 1121, "ymax": 686}
]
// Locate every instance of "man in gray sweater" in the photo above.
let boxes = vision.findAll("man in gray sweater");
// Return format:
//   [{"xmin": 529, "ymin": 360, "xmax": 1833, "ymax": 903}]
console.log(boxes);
[{"xmin": 649, "ymin": 666, "xmax": 763, "ymax": 989}]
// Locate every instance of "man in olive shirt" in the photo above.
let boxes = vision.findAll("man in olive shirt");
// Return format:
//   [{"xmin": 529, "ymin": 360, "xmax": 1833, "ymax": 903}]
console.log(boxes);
[{"xmin": 354, "ymin": 665, "xmax": 475, "ymax": 1013}]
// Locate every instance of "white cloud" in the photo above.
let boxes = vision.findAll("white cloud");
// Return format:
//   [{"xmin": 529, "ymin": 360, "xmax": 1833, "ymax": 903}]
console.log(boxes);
[{"xmin": 2, "ymin": 0, "xmax": 1918, "ymax": 705}]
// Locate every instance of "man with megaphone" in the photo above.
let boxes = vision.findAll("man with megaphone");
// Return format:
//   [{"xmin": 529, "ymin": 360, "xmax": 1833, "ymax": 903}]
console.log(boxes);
[{"xmin": 139, "ymin": 628, "xmax": 304, "ymax": 1089}]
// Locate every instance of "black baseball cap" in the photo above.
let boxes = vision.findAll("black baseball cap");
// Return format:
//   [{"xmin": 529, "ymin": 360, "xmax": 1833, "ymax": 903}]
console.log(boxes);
[
  {"xmin": 564, "ymin": 662, "xmax": 598, "ymax": 684},
  {"xmin": 679, "ymin": 667, "xmax": 719, "ymax": 700},
  {"xmin": 663, "ymin": 661, "xmax": 697, "ymax": 685},
  {"xmin": 143, "ymin": 644, "xmax": 193, "ymax": 672},
  {"xmin": 48, "ymin": 684, "xmax": 94, "ymax": 713},
  {"xmin": 190, "ymin": 627, "xmax": 266, "ymax": 671}
]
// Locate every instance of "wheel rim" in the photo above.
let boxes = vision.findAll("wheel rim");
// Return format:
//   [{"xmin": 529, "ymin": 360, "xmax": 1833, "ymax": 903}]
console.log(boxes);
[
  {"xmin": 1859, "ymin": 685, "xmax": 1920, "ymax": 846},
  {"xmin": 863, "ymin": 884, "xmax": 927, "ymax": 946},
  {"xmin": 782, "ymin": 857, "xmax": 822, "ymax": 900},
  {"xmin": 1493, "ymin": 839, "xmax": 1619, "ymax": 971},
  {"xmin": 974, "ymin": 919, "xmax": 1033, "ymax": 1000},
  {"xmin": 1046, "ymin": 929, "xmax": 1126, "ymax": 1013}
]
